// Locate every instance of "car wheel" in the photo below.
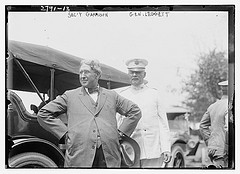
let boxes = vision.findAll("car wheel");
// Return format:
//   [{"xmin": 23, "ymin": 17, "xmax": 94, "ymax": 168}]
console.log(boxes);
[
  {"xmin": 9, "ymin": 152, "xmax": 58, "ymax": 168},
  {"xmin": 167, "ymin": 144, "xmax": 185, "ymax": 168}
]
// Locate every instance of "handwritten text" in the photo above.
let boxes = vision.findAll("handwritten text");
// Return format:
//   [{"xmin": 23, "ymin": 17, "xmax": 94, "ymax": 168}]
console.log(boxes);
[
  {"xmin": 68, "ymin": 12, "xmax": 109, "ymax": 18},
  {"xmin": 41, "ymin": 6, "xmax": 70, "ymax": 12},
  {"xmin": 129, "ymin": 11, "xmax": 170, "ymax": 17}
]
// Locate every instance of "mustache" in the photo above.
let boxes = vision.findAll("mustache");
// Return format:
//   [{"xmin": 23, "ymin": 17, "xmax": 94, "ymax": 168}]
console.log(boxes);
[
  {"xmin": 80, "ymin": 77, "xmax": 88, "ymax": 81},
  {"xmin": 131, "ymin": 77, "xmax": 139, "ymax": 80}
]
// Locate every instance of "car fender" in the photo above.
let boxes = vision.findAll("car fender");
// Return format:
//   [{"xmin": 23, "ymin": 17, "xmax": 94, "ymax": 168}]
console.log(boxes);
[
  {"xmin": 8, "ymin": 136, "xmax": 65, "ymax": 167},
  {"xmin": 171, "ymin": 139, "xmax": 187, "ymax": 152}
]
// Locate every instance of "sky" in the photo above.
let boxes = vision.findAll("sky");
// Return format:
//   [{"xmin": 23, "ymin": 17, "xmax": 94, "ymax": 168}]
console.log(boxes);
[{"xmin": 7, "ymin": 8, "xmax": 229, "ymax": 112}]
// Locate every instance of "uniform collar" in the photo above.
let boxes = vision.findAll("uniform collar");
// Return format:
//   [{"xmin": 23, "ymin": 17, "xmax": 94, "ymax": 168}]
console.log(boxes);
[{"xmin": 131, "ymin": 83, "xmax": 145, "ymax": 90}]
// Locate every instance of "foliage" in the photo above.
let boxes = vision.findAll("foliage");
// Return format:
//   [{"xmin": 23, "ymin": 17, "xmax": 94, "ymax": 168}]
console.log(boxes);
[{"xmin": 182, "ymin": 49, "xmax": 228, "ymax": 122}]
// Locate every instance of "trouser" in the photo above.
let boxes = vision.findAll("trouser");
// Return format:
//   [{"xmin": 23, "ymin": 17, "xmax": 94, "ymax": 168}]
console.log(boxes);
[
  {"xmin": 92, "ymin": 145, "xmax": 107, "ymax": 168},
  {"xmin": 140, "ymin": 157, "xmax": 164, "ymax": 168}
]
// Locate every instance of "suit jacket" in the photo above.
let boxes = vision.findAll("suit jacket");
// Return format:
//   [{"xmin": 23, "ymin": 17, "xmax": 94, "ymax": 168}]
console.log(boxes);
[
  {"xmin": 199, "ymin": 95, "xmax": 228, "ymax": 156},
  {"xmin": 37, "ymin": 87, "xmax": 141, "ymax": 167}
]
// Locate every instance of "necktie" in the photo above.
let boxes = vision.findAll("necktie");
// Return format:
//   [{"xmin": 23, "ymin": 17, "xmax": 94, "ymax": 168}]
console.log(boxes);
[{"xmin": 88, "ymin": 87, "xmax": 99, "ymax": 94}]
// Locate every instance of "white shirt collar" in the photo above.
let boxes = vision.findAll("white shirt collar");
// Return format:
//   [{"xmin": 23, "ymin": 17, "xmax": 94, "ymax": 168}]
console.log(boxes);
[
  {"xmin": 85, "ymin": 85, "xmax": 99, "ymax": 94},
  {"xmin": 85, "ymin": 86, "xmax": 99, "ymax": 103}
]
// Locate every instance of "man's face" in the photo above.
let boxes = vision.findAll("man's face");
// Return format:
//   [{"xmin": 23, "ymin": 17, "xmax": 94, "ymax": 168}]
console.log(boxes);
[
  {"xmin": 79, "ymin": 64, "xmax": 99, "ymax": 88},
  {"xmin": 128, "ymin": 70, "xmax": 146, "ymax": 86}
]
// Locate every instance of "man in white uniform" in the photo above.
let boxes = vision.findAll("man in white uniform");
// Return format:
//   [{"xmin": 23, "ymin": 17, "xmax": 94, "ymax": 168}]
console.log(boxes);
[{"xmin": 117, "ymin": 59, "xmax": 171, "ymax": 168}]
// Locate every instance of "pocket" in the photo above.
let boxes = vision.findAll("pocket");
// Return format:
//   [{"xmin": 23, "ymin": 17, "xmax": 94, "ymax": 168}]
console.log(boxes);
[{"xmin": 67, "ymin": 142, "xmax": 83, "ymax": 157}]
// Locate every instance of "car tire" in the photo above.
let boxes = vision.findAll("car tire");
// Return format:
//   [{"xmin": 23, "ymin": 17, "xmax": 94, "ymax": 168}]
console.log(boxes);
[
  {"xmin": 9, "ymin": 152, "xmax": 58, "ymax": 168},
  {"xmin": 167, "ymin": 144, "xmax": 185, "ymax": 168}
]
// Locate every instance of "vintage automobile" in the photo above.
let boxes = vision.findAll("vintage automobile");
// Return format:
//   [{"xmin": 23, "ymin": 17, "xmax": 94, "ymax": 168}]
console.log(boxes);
[
  {"xmin": 6, "ymin": 40, "xmax": 136, "ymax": 168},
  {"xmin": 166, "ymin": 106, "xmax": 200, "ymax": 168}
]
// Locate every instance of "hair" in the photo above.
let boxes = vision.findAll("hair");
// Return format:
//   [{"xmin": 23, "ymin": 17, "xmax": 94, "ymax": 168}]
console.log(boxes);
[{"xmin": 79, "ymin": 59, "xmax": 102, "ymax": 76}]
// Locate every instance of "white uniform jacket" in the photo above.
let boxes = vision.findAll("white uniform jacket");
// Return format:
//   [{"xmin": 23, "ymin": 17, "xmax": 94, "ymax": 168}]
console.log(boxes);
[{"xmin": 117, "ymin": 85, "xmax": 171, "ymax": 159}]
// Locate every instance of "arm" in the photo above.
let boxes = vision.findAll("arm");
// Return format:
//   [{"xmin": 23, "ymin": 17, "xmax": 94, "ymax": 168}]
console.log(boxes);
[
  {"xmin": 224, "ymin": 110, "xmax": 228, "ymax": 131},
  {"xmin": 115, "ymin": 92, "xmax": 142, "ymax": 137},
  {"xmin": 157, "ymin": 96, "xmax": 171, "ymax": 154},
  {"xmin": 199, "ymin": 109, "xmax": 211, "ymax": 145},
  {"xmin": 37, "ymin": 93, "xmax": 68, "ymax": 140},
  {"xmin": 116, "ymin": 113, "xmax": 124, "ymax": 128},
  {"xmin": 224, "ymin": 109, "xmax": 228, "ymax": 150}
]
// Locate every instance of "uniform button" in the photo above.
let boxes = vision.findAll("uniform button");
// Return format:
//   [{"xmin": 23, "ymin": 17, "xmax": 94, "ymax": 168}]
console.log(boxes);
[
  {"xmin": 92, "ymin": 145, "xmax": 95, "ymax": 149},
  {"xmin": 93, "ymin": 130, "xmax": 96, "ymax": 133}
]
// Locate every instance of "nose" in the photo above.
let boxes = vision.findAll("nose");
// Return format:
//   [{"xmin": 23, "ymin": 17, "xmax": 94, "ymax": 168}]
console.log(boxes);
[
  {"xmin": 82, "ymin": 76, "xmax": 87, "ymax": 79},
  {"xmin": 133, "ymin": 72, "xmax": 139, "ymax": 77},
  {"xmin": 132, "ymin": 72, "xmax": 137, "ymax": 76},
  {"xmin": 80, "ymin": 73, "xmax": 87, "ymax": 79}
]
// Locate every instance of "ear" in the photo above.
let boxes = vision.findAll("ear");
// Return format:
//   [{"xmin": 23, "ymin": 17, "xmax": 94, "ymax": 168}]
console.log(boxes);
[
  {"xmin": 95, "ymin": 73, "xmax": 101, "ymax": 80},
  {"xmin": 143, "ymin": 72, "xmax": 146, "ymax": 78}
]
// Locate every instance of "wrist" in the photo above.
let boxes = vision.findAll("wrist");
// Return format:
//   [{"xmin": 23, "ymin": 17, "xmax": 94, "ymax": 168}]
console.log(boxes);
[{"xmin": 118, "ymin": 130, "xmax": 124, "ymax": 136}]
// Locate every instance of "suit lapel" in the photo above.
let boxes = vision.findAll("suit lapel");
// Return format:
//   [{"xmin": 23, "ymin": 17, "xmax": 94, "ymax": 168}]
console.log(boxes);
[
  {"xmin": 94, "ymin": 87, "xmax": 107, "ymax": 116},
  {"xmin": 78, "ymin": 87, "xmax": 95, "ymax": 115}
]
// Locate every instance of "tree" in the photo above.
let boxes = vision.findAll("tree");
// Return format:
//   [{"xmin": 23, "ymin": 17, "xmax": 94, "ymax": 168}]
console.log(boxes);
[{"xmin": 182, "ymin": 49, "xmax": 228, "ymax": 122}]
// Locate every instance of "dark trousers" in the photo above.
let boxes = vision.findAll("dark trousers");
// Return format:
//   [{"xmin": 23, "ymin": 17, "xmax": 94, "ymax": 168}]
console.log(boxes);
[{"xmin": 92, "ymin": 145, "xmax": 107, "ymax": 168}]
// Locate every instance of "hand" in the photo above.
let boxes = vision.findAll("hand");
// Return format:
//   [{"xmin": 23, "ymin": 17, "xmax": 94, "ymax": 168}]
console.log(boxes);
[
  {"xmin": 215, "ymin": 164, "xmax": 223, "ymax": 168},
  {"xmin": 162, "ymin": 151, "xmax": 172, "ymax": 163},
  {"xmin": 59, "ymin": 132, "xmax": 69, "ymax": 144},
  {"xmin": 118, "ymin": 130, "xmax": 124, "ymax": 141},
  {"xmin": 208, "ymin": 148, "xmax": 217, "ymax": 159}
]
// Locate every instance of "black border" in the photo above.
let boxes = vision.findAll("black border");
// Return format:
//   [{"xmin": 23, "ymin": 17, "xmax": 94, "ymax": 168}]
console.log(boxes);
[{"xmin": 5, "ymin": 5, "xmax": 235, "ymax": 170}]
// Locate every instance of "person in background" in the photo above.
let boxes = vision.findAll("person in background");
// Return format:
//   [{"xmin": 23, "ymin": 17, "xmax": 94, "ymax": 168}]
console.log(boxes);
[
  {"xmin": 228, "ymin": 89, "xmax": 234, "ymax": 168},
  {"xmin": 199, "ymin": 80, "xmax": 228, "ymax": 168},
  {"xmin": 117, "ymin": 58, "xmax": 171, "ymax": 168},
  {"xmin": 37, "ymin": 59, "xmax": 141, "ymax": 168}
]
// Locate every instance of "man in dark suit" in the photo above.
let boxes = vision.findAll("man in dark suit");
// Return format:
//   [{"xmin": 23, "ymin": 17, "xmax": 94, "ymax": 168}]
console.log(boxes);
[
  {"xmin": 37, "ymin": 59, "xmax": 141, "ymax": 168},
  {"xmin": 199, "ymin": 80, "xmax": 228, "ymax": 168}
]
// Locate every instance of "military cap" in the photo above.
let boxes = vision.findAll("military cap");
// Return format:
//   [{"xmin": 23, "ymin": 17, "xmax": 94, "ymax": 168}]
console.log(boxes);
[
  {"xmin": 218, "ymin": 80, "xmax": 228, "ymax": 86},
  {"xmin": 120, "ymin": 135, "xmax": 140, "ymax": 167},
  {"xmin": 126, "ymin": 59, "xmax": 148, "ymax": 71}
]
